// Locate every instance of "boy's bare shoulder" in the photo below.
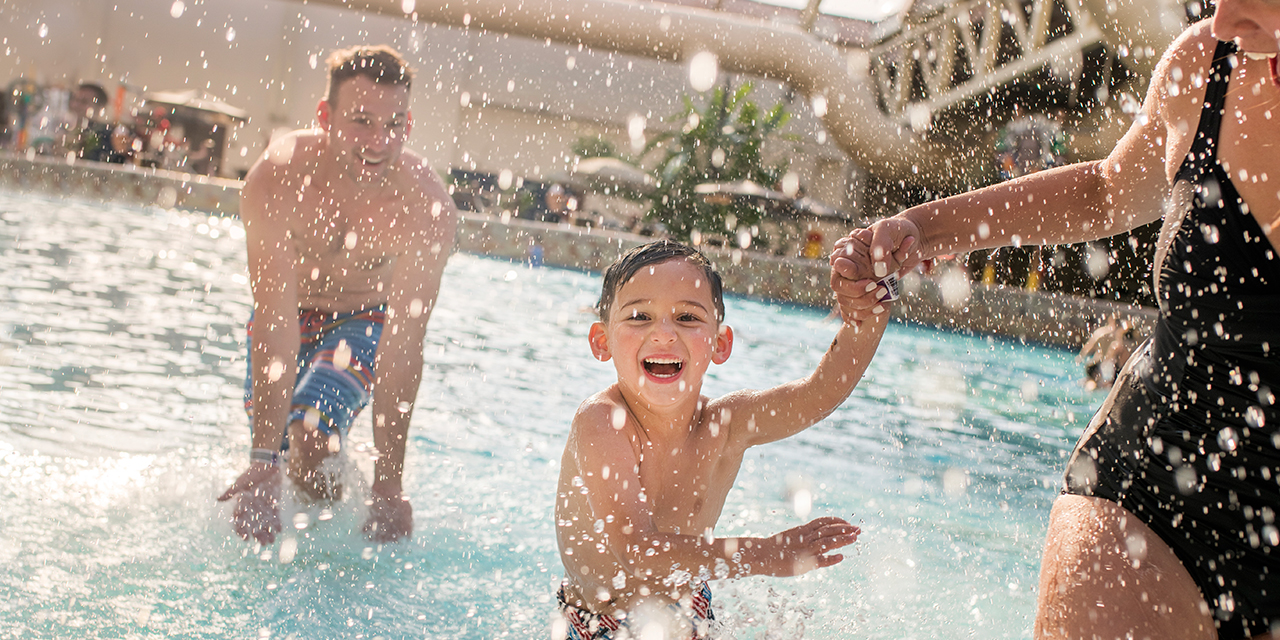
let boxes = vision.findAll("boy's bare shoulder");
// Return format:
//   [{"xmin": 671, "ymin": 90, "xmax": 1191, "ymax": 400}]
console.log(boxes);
[
  {"xmin": 571, "ymin": 385, "xmax": 629, "ymax": 435},
  {"xmin": 702, "ymin": 388, "xmax": 761, "ymax": 433}
]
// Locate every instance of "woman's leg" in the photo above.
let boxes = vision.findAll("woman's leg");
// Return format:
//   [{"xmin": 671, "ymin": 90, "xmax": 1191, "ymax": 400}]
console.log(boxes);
[{"xmin": 1035, "ymin": 494, "xmax": 1216, "ymax": 639}]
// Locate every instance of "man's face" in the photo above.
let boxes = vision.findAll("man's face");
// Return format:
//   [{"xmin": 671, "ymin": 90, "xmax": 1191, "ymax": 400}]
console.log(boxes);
[
  {"xmin": 320, "ymin": 76, "xmax": 411, "ymax": 184},
  {"xmin": 590, "ymin": 258, "xmax": 731, "ymax": 410}
]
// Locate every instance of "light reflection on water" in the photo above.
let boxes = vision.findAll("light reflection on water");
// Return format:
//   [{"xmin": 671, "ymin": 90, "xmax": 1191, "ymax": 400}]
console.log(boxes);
[{"xmin": 0, "ymin": 192, "xmax": 1101, "ymax": 638}]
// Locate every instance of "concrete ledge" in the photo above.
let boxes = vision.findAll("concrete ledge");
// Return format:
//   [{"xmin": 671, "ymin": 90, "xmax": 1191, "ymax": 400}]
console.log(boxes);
[{"xmin": 0, "ymin": 153, "xmax": 1156, "ymax": 349}]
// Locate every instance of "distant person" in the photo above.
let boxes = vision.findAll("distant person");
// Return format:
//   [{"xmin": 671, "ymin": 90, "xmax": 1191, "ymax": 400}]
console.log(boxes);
[
  {"xmin": 66, "ymin": 83, "xmax": 113, "ymax": 162},
  {"xmin": 218, "ymin": 45, "xmax": 458, "ymax": 545},
  {"xmin": 555, "ymin": 240, "xmax": 884, "ymax": 638},
  {"xmin": 831, "ymin": 4, "xmax": 1279, "ymax": 637}
]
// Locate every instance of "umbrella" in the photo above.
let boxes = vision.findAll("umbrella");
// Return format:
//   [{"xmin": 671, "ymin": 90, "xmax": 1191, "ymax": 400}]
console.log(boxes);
[
  {"xmin": 788, "ymin": 196, "xmax": 856, "ymax": 222},
  {"xmin": 142, "ymin": 90, "xmax": 249, "ymax": 120},
  {"xmin": 568, "ymin": 157, "xmax": 655, "ymax": 193},
  {"xmin": 693, "ymin": 180, "xmax": 790, "ymax": 203}
]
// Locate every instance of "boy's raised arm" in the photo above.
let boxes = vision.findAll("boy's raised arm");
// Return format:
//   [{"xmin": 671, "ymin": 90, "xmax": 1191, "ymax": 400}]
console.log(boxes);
[
  {"xmin": 723, "ymin": 288, "xmax": 889, "ymax": 449},
  {"xmin": 564, "ymin": 396, "xmax": 858, "ymax": 590}
]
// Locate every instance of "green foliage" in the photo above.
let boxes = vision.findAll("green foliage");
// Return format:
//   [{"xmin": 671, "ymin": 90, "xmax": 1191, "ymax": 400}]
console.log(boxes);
[
  {"xmin": 641, "ymin": 83, "xmax": 792, "ymax": 243},
  {"xmin": 571, "ymin": 135, "xmax": 620, "ymax": 160}
]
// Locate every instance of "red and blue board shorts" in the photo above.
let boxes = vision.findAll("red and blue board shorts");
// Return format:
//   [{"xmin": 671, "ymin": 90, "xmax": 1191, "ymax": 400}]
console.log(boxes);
[{"xmin": 243, "ymin": 306, "xmax": 385, "ymax": 450}]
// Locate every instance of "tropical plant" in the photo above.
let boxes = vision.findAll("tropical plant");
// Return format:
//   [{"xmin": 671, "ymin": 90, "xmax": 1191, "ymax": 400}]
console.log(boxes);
[
  {"xmin": 641, "ymin": 83, "xmax": 792, "ymax": 245},
  {"xmin": 571, "ymin": 135, "xmax": 620, "ymax": 160}
]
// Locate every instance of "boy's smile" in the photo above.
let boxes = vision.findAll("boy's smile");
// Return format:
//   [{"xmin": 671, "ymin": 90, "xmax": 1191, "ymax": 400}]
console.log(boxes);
[{"xmin": 590, "ymin": 258, "xmax": 732, "ymax": 412}]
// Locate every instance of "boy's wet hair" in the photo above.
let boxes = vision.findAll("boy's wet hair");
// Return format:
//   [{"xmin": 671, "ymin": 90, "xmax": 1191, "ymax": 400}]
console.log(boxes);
[
  {"xmin": 597, "ymin": 240, "xmax": 725, "ymax": 323},
  {"xmin": 325, "ymin": 45, "xmax": 414, "ymax": 108}
]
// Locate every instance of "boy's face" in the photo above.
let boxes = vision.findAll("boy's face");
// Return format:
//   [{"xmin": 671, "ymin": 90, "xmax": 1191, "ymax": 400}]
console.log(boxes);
[
  {"xmin": 317, "ymin": 75, "xmax": 411, "ymax": 185},
  {"xmin": 590, "ymin": 258, "xmax": 732, "ymax": 409}
]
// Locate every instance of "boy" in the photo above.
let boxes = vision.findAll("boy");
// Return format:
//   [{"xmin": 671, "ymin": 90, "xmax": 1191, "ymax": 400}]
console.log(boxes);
[
  {"xmin": 217, "ymin": 45, "xmax": 458, "ymax": 545},
  {"xmin": 555, "ymin": 240, "xmax": 889, "ymax": 638}
]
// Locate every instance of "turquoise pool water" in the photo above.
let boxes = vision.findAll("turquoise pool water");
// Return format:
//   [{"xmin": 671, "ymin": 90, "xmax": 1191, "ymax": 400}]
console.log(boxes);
[{"xmin": 0, "ymin": 192, "xmax": 1103, "ymax": 638}]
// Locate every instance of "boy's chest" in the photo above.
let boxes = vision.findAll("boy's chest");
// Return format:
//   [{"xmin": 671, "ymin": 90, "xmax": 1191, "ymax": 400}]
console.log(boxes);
[{"xmin": 641, "ymin": 436, "xmax": 744, "ymax": 535}]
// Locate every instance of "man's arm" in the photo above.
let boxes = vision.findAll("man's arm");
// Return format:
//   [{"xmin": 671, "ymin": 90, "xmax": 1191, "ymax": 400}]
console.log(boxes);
[
  {"xmin": 363, "ymin": 173, "xmax": 458, "ymax": 542},
  {"xmin": 568, "ymin": 399, "xmax": 859, "ymax": 592},
  {"xmin": 217, "ymin": 143, "xmax": 301, "ymax": 545}
]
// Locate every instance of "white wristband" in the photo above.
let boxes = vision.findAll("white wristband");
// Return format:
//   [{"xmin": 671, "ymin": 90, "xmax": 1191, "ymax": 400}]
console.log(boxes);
[{"xmin": 249, "ymin": 447, "xmax": 280, "ymax": 466}]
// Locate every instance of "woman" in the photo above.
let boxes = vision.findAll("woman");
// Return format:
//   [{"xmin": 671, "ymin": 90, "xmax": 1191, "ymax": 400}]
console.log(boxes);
[{"xmin": 832, "ymin": 3, "xmax": 1279, "ymax": 638}]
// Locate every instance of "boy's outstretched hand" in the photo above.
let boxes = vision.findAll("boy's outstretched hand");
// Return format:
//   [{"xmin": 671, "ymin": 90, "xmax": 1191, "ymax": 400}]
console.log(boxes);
[{"xmin": 754, "ymin": 516, "xmax": 861, "ymax": 577}]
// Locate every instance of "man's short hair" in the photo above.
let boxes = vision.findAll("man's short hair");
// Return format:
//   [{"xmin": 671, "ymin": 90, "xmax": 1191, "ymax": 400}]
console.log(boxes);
[
  {"xmin": 597, "ymin": 240, "xmax": 725, "ymax": 323},
  {"xmin": 324, "ymin": 45, "xmax": 414, "ymax": 107}
]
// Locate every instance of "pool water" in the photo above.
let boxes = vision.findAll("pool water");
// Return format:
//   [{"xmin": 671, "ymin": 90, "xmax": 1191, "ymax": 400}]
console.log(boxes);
[{"xmin": 0, "ymin": 192, "xmax": 1103, "ymax": 639}]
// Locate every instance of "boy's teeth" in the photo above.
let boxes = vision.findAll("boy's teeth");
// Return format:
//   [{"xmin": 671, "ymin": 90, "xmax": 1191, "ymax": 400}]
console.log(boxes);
[{"xmin": 643, "ymin": 357, "xmax": 682, "ymax": 378}]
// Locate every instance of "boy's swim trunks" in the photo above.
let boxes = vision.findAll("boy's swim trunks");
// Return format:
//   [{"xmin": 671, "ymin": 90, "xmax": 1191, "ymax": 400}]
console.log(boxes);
[
  {"xmin": 557, "ymin": 582, "xmax": 715, "ymax": 640},
  {"xmin": 244, "ymin": 306, "xmax": 385, "ymax": 449}
]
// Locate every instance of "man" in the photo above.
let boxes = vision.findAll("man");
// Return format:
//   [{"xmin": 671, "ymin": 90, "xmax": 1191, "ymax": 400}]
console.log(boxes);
[{"xmin": 218, "ymin": 45, "xmax": 458, "ymax": 545}]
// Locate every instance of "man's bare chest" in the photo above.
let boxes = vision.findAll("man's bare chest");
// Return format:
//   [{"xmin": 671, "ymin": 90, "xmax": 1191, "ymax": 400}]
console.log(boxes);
[{"xmin": 293, "ymin": 192, "xmax": 418, "ymax": 264}]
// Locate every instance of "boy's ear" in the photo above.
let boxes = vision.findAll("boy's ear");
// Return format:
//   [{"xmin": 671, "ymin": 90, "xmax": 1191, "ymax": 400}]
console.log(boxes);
[
  {"xmin": 588, "ymin": 322, "xmax": 612, "ymax": 362},
  {"xmin": 712, "ymin": 325, "xmax": 733, "ymax": 365}
]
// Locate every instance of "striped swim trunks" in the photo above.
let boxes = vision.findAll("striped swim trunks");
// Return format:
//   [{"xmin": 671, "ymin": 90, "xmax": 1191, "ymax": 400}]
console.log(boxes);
[
  {"xmin": 243, "ymin": 306, "xmax": 385, "ymax": 449},
  {"xmin": 557, "ymin": 582, "xmax": 715, "ymax": 639}
]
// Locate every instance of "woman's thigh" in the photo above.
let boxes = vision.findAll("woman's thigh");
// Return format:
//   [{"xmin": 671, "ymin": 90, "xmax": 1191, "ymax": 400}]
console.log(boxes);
[{"xmin": 1035, "ymin": 494, "xmax": 1216, "ymax": 640}]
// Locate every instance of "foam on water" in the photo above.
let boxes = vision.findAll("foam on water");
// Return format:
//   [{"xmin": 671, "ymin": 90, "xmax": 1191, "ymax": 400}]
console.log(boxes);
[{"xmin": 0, "ymin": 192, "xmax": 1101, "ymax": 638}]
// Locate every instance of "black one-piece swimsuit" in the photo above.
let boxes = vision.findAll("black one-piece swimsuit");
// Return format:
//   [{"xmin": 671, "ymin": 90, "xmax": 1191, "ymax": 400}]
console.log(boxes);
[{"xmin": 1062, "ymin": 40, "xmax": 1280, "ymax": 639}]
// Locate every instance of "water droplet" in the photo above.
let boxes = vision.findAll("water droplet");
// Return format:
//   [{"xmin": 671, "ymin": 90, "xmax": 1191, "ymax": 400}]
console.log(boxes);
[
  {"xmin": 333, "ymin": 339, "xmax": 352, "ymax": 370},
  {"xmin": 1217, "ymin": 427, "xmax": 1239, "ymax": 452},
  {"xmin": 781, "ymin": 172, "xmax": 800, "ymax": 197},
  {"xmin": 170, "ymin": 0, "xmax": 185, "ymax": 18},
  {"xmin": 225, "ymin": 27, "xmax": 236, "ymax": 42},
  {"xmin": 942, "ymin": 468, "xmax": 968, "ymax": 497},
  {"xmin": 1084, "ymin": 243, "xmax": 1110, "ymax": 280},
  {"xmin": 278, "ymin": 536, "xmax": 297, "ymax": 563},
  {"xmin": 1246, "ymin": 405, "xmax": 1266, "ymax": 428},
  {"xmin": 688, "ymin": 51, "xmax": 718, "ymax": 92},
  {"xmin": 811, "ymin": 94, "xmax": 827, "ymax": 117}
]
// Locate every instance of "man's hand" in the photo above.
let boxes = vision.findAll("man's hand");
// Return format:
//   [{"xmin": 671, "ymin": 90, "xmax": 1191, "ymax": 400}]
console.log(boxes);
[
  {"xmin": 752, "ymin": 516, "xmax": 861, "ymax": 577},
  {"xmin": 363, "ymin": 487, "xmax": 413, "ymax": 543},
  {"xmin": 218, "ymin": 462, "xmax": 282, "ymax": 545}
]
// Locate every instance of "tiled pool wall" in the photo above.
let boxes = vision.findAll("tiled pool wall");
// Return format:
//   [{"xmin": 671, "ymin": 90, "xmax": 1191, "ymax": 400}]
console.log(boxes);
[{"xmin": 0, "ymin": 153, "xmax": 1156, "ymax": 348}]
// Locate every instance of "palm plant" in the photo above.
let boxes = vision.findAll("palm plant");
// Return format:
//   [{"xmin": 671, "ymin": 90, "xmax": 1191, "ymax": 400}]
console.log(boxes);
[{"xmin": 642, "ymin": 83, "xmax": 792, "ymax": 245}]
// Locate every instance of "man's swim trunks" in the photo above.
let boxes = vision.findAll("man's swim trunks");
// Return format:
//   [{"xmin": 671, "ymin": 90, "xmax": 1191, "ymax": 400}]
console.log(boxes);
[
  {"xmin": 1062, "ymin": 40, "xmax": 1280, "ymax": 638},
  {"xmin": 243, "ymin": 306, "xmax": 385, "ymax": 449},
  {"xmin": 557, "ymin": 582, "xmax": 715, "ymax": 640}
]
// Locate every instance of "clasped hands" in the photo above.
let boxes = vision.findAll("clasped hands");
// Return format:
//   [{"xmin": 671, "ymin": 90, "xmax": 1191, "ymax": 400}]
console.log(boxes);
[{"xmin": 829, "ymin": 217, "xmax": 925, "ymax": 324}]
